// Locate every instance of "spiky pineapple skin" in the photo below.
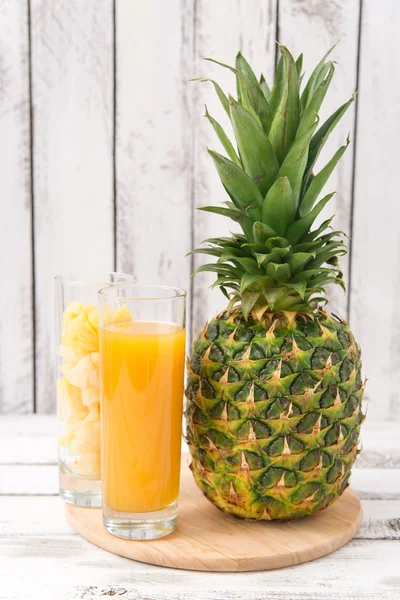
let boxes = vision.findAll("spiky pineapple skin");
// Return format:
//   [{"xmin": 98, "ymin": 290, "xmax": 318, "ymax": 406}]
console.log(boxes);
[{"xmin": 185, "ymin": 310, "xmax": 364, "ymax": 520}]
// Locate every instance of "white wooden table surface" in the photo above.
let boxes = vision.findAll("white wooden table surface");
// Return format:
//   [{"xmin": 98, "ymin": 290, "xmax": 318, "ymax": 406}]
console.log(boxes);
[{"xmin": 1, "ymin": 416, "xmax": 399, "ymax": 600}]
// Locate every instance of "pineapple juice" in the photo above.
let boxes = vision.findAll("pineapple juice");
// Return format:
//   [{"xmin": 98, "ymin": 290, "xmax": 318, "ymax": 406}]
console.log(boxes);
[{"xmin": 100, "ymin": 321, "xmax": 186, "ymax": 513}]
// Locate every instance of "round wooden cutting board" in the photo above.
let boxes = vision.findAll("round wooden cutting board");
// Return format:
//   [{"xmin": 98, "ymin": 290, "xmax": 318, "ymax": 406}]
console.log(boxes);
[{"xmin": 66, "ymin": 456, "xmax": 362, "ymax": 572}]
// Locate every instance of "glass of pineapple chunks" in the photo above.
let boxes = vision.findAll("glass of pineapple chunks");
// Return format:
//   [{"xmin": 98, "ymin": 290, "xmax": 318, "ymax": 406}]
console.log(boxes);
[{"xmin": 55, "ymin": 273, "xmax": 135, "ymax": 507}]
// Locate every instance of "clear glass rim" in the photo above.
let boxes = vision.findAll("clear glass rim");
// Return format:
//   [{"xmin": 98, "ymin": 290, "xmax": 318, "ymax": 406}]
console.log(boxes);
[
  {"xmin": 54, "ymin": 272, "xmax": 135, "ymax": 287},
  {"xmin": 98, "ymin": 283, "xmax": 187, "ymax": 301}
]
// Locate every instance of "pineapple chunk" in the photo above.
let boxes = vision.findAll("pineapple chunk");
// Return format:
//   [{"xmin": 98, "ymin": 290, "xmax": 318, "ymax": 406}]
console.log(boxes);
[
  {"xmin": 58, "ymin": 409, "xmax": 88, "ymax": 446},
  {"xmin": 57, "ymin": 377, "xmax": 84, "ymax": 420},
  {"xmin": 58, "ymin": 344, "xmax": 81, "ymax": 364},
  {"xmin": 114, "ymin": 305, "xmax": 132, "ymax": 323},
  {"xmin": 57, "ymin": 301, "xmax": 106, "ymax": 478},
  {"xmin": 74, "ymin": 453, "xmax": 101, "ymax": 477},
  {"xmin": 81, "ymin": 386, "xmax": 100, "ymax": 406},
  {"xmin": 62, "ymin": 302, "xmax": 98, "ymax": 355},
  {"xmin": 87, "ymin": 307, "xmax": 99, "ymax": 330},
  {"xmin": 74, "ymin": 420, "xmax": 100, "ymax": 453},
  {"xmin": 102, "ymin": 303, "xmax": 132, "ymax": 326},
  {"xmin": 85, "ymin": 402, "xmax": 100, "ymax": 422},
  {"xmin": 67, "ymin": 353, "xmax": 100, "ymax": 389}
]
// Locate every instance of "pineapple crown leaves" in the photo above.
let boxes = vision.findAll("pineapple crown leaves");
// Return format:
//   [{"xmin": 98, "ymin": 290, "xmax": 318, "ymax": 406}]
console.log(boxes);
[{"xmin": 191, "ymin": 45, "xmax": 355, "ymax": 319}]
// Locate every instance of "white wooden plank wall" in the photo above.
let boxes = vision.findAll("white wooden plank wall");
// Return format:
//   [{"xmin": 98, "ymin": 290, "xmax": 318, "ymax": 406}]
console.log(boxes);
[
  {"xmin": 0, "ymin": 1, "xmax": 34, "ymax": 412},
  {"xmin": 31, "ymin": 0, "xmax": 114, "ymax": 413},
  {"xmin": 0, "ymin": 0, "xmax": 397, "ymax": 418},
  {"xmin": 350, "ymin": 0, "xmax": 400, "ymax": 422},
  {"xmin": 115, "ymin": 0, "xmax": 193, "ymax": 320}
]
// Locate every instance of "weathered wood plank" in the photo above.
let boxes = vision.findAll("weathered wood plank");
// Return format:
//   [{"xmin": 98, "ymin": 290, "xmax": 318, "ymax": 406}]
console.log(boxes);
[
  {"xmin": 351, "ymin": 468, "xmax": 400, "ymax": 501},
  {"xmin": 0, "ymin": 0, "xmax": 34, "ymax": 413},
  {"xmin": 0, "ymin": 538, "xmax": 399, "ymax": 599},
  {"xmin": 191, "ymin": 0, "xmax": 278, "ymax": 335},
  {"xmin": 278, "ymin": 0, "xmax": 360, "ymax": 318},
  {"xmin": 360, "ymin": 500, "xmax": 400, "ymax": 540},
  {"xmin": 0, "ymin": 436, "xmax": 55, "ymax": 465},
  {"xmin": 71, "ymin": 588, "xmax": 400, "ymax": 600},
  {"xmin": 0, "ymin": 414, "xmax": 55, "ymax": 436},
  {"xmin": 31, "ymin": 0, "xmax": 114, "ymax": 413},
  {"xmin": 349, "ymin": 0, "xmax": 400, "ymax": 422},
  {"xmin": 115, "ymin": 0, "xmax": 193, "ymax": 339},
  {"xmin": 0, "ymin": 465, "xmax": 58, "ymax": 495}
]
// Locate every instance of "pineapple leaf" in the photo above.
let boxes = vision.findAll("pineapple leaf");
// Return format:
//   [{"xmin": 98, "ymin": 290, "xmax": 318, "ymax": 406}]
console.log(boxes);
[
  {"xmin": 195, "ymin": 263, "xmax": 242, "ymax": 278},
  {"xmin": 297, "ymin": 62, "xmax": 334, "ymax": 137},
  {"xmin": 259, "ymin": 74, "xmax": 271, "ymax": 100},
  {"xmin": 265, "ymin": 236, "xmax": 290, "ymax": 250},
  {"xmin": 218, "ymin": 247, "xmax": 250, "ymax": 259},
  {"xmin": 198, "ymin": 205, "xmax": 241, "ymax": 221},
  {"xmin": 204, "ymin": 106, "xmax": 241, "ymax": 167},
  {"xmin": 253, "ymin": 221, "xmax": 278, "ymax": 243},
  {"xmin": 303, "ymin": 217, "xmax": 334, "ymax": 241},
  {"xmin": 266, "ymin": 262, "xmax": 291, "ymax": 282},
  {"xmin": 219, "ymin": 286, "xmax": 230, "ymax": 300},
  {"xmin": 295, "ymin": 54, "xmax": 303, "ymax": 77},
  {"xmin": 211, "ymin": 276, "xmax": 240, "ymax": 288},
  {"xmin": 241, "ymin": 291, "xmax": 260, "ymax": 320},
  {"xmin": 262, "ymin": 176, "xmax": 295, "ymax": 236},
  {"xmin": 194, "ymin": 78, "xmax": 230, "ymax": 117},
  {"xmin": 304, "ymin": 95, "xmax": 355, "ymax": 190},
  {"xmin": 278, "ymin": 119, "xmax": 318, "ymax": 211},
  {"xmin": 269, "ymin": 46, "xmax": 300, "ymax": 164},
  {"xmin": 187, "ymin": 247, "xmax": 223, "ymax": 257},
  {"xmin": 286, "ymin": 192, "xmax": 335, "ymax": 244},
  {"xmin": 256, "ymin": 247, "xmax": 290, "ymax": 266},
  {"xmin": 204, "ymin": 58, "xmax": 263, "ymax": 126},
  {"xmin": 269, "ymin": 55, "xmax": 284, "ymax": 115},
  {"xmin": 291, "ymin": 267, "xmax": 336, "ymax": 282},
  {"xmin": 287, "ymin": 281, "xmax": 307, "ymax": 299},
  {"xmin": 229, "ymin": 96, "xmax": 278, "ymax": 197},
  {"xmin": 301, "ymin": 44, "xmax": 337, "ymax": 111},
  {"xmin": 236, "ymin": 53, "xmax": 273, "ymax": 133},
  {"xmin": 236, "ymin": 52, "xmax": 259, "ymax": 85},
  {"xmin": 289, "ymin": 252, "xmax": 315, "ymax": 275},
  {"xmin": 203, "ymin": 236, "xmax": 240, "ymax": 246},
  {"xmin": 208, "ymin": 150, "xmax": 264, "ymax": 213},
  {"xmin": 265, "ymin": 287, "xmax": 284, "ymax": 310},
  {"xmin": 240, "ymin": 273, "xmax": 264, "ymax": 293},
  {"xmin": 308, "ymin": 247, "xmax": 346, "ymax": 269},
  {"xmin": 255, "ymin": 253, "xmax": 269, "ymax": 267},
  {"xmin": 231, "ymin": 257, "xmax": 262, "ymax": 274},
  {"xmin": 300, "ymin": 137, "xmax": 349, "ymax": 216}
]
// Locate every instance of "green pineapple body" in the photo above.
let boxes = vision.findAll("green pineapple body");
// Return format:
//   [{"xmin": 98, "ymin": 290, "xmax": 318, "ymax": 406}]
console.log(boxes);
[
  {"xmin": 186, "ymin": 310, "xmax": 364, "ymax": 520},
  {"xmin": 187, "ymin": 46, "xmax": 366, "ymax": 520}
]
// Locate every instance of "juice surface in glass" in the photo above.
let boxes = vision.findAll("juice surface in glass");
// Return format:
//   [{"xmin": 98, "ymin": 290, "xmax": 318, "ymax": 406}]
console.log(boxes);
[{"xmin": 100, "ymin": 320, "xmax": 186, "ymax": 513}]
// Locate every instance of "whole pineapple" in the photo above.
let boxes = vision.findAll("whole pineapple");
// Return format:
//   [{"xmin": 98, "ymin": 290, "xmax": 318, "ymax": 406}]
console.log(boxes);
[{"xmin": 186, "ymin": 45, "xmax": 365, "ymax": 520}]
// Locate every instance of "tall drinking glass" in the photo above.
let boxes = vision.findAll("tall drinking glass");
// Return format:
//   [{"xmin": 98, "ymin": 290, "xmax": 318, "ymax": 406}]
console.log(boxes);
[
  {"xmin": 99, "ymin": 285, "xmax": 186, "ymax": 540},
  {"xmin": 55, "ymin": 272, "xmax": 135, "ymax": 507}
]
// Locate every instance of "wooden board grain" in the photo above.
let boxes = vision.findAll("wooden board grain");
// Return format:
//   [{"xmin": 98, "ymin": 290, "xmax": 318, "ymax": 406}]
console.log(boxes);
[
  {"xmin": 0, "ymin": 0, "xmax": 34, "ymax": 413},
  {"xmin": 30, "ymin": 0, "xmax": 114, "ymax": 412},
  {"xmin": 191, "ymin": 0, "xmax": 278, "ymax": 336},
  {"xmin": 349, "ymin": 0, "xmax": 400, "ymax": 422},
  {"xmin": 66, "ymin": 458, "xmax": 362, "ymax": 572},
  {"xmin": 278, "ymin": 0, "xmax": 361, "ymax": 319}
]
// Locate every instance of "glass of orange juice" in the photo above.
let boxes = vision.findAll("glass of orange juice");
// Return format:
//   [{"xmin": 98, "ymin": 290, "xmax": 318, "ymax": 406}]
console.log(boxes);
[{"xmin": 98, "ymin": 284, "xmax": 186, "ymax": 540}]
